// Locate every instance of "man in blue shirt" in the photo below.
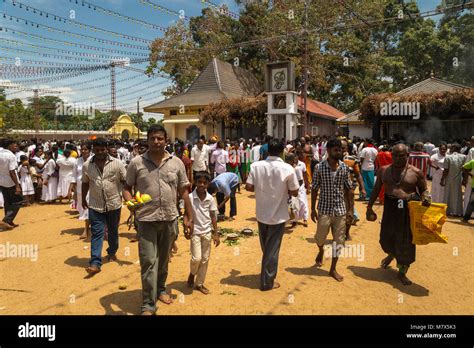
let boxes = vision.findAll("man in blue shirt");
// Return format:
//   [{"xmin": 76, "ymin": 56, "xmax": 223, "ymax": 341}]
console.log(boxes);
[
  {"xmin": 259, "ymin": 135, "xmax": 272, "ymax": 160},
  {"xmin": 208, "ymin": 172, "xmax": 239, "ymax": 221}
]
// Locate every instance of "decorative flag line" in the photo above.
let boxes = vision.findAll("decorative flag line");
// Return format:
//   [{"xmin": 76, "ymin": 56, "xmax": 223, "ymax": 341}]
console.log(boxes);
[
  {"xmin": 3, "ymin": 69, "xmax": 103, "ymax": 85},
  {"xmin": 0, "ymin": 56, "xmax": 99, "ymax": 67},
  {"xmin": 69, "ymin": 0, "xmax": 168, "ymax": 31},
  {"xmin": 1, "ymin": 64, "xmax": 110, "ymax": 75},
  {"xmin": 97, "ymin": 84, "xmax": 170, "ymax": 108},
  {"xmin": 84, "ymin": 77, "xmax": 161, "ymax": 100},
  {"xmin": 59, "ymin": 73, "xmax": 154, "ymax": 93},
  {"xmin": 0, "ymin": 44, "xmax": 145, "ymax": 64},
  {"xmin": 0, "ymin": 27, "xmax": 150, "ymax": 54},
  {"xmin": 0, "ymin": 36, "xmax": 148, "ymax": 60},
  {"xmin": 0, "ymin": 22, "xmax": 149, "ymax": 51},
  {"xmin": 3, "ymin": 0, "xmax": 153, "ymax": 43},
  {"xmin": 138, "ymin": 0, "xmax": 188, "ymax": 20}
]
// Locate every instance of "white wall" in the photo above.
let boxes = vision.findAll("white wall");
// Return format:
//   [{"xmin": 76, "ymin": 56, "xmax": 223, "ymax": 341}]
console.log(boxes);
[{"xmin": 348, "ymin": 124, "xmax": 372, "ymax": 139}]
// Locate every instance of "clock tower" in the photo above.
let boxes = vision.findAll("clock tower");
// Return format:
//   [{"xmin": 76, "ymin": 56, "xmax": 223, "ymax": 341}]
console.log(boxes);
[{"xmin": 264, "ymin": 61, "xmax": 299, "ymax": 141}]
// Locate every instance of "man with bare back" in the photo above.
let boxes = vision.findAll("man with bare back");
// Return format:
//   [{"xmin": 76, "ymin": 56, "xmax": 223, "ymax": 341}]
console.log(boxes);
[{"xmin": 366, "ymin": 143, "xmax": 431, "ymax": 285}]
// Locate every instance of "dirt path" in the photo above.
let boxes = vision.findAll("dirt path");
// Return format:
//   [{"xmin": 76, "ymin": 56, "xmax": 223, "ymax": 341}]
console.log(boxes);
[{"xmin": 0, "ymin": 189, "xmax": 472, "ymax": 315}]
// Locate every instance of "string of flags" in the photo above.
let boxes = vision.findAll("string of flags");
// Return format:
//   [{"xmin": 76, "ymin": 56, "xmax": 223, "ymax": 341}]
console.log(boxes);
[
  {"xmin": 138, "ymin": 0, "xmax": 188, "ymax": 20},
  {"xmin": 2, "ymin": 69, "xmax": 102, "ymax": 85},
  {"xmin": 3, "ymin": 0, "xmax": 152, "ymax": 43},
  {"xmin": 0, "ymin": 83, "xmax": 64, "ymax": 94},
  {"xmin": 60, "ymin": 73, "xmax": 154, "ymax": 93},
  {"xmin": 0, "ymin": 21, "xmax": 149, "ymax": 52},
  {"xmin": 1, "ymin": 64, "xmax": 109, "ymax": 76},
  {"xmin": 0, "ymin": 56, "xmax": 98, "ymax": 67},
  {"xmin": 68, "ymin": 0, "xmax": 168, "ymax": 31},
  {"xmin": 54, "ymin": 70, "xmax": 129, "ymax": 88},
  {"xmin": 0, "ymin": 38, "xmax": 147, "ymax": 59},
  {"xmin": 0, "ymin": 44, "xmax": 143, "ymax": 64},
  {"xmin": 0, "ymin": 27, "xmax": 149, "ymax": 55},
  {"xmin": 98, "ymin": 84, "xmax": 170, "ymax": 108},
  {"xmin": 89, "ymin": 80, "xmax": 168, "ymax": 98}
]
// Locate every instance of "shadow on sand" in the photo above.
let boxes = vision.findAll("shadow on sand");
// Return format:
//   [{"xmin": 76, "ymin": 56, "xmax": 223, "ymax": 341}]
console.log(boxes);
[
  {"xmin": 220, "ymin": 269, "xmax": 261, "ymax": 290},
  {"xmin": 100, "ymin": 289, "xmax": 142, "ymax": 315},
  {"xmin": 347, "ymin": 265, "xmax": 429, "ymax": 296}
]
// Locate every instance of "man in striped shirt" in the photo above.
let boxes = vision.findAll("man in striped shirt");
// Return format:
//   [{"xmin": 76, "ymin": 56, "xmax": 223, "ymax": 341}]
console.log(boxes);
[
  {"xmin": 408, "ymin": 142, "xmax": 431, "ymax": 177},
  {"xmin": 82, "ymin": 138, "xmax": 127, "ymax": 276}
]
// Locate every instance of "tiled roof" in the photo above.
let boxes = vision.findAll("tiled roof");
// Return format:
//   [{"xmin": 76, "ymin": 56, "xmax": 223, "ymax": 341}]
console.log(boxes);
[
  {"xmin": 337, "ymin": 77, "xmax": 473, "ymax": 123},
  {"xmin": 296, "ymin": 96, "xmax": 346, "ymax": 120},
  {"xmin": 144, "ymin": 58, "xmax": 262, "ymax": 111}
]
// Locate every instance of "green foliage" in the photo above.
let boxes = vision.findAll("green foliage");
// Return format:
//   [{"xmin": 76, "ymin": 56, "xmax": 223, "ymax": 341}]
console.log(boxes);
[{"xmin": 148, "ymin": 0, "xmax": 473, "ymax": 114}]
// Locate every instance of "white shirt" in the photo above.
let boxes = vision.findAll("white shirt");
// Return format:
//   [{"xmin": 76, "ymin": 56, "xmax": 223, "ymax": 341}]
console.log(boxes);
[
  {"xmin": 27, "ymin": 144, "xmax": 36, "ymax": 157},
  {"xmin": 211, "ymin": 149, "xmax": 229, "ymax": 174},
  {"xmin": 467, "ymin": 147, "xmax": 474, "ymax": 162},
  {"xmin": 42, "ymin": 159, "xmax": 56, "ymax": 180},
  {"xmin": 247, "ymin": 156, "xmax": 299, "ymax": 225},
  {"xmin": 56, "ymin": 157, "xmax": 77, "ymax": 179},
  {"xmin": 251, "ymin": 145, "xmax": 262, "ymax": 163},
  {"xmin": 295, "ymin": 166, "xmax": 303, "ymax": 181},
  {"xmin": 190, "ymin": 190, "xmax": 218, "ymax": 235},
  {"xmin": 296, "ymin": 160, "xmax": 306, "ymax": 182},
  {"xmin": 352, "ymin": 143, "xmax": 358, "ymax": 156},
  {"xmin": 0, "ymin": 149, "xmax": 19, "ymax": 187},
  {"xmin": 117, "ymin": 147, "xmax": 129, "ymax": 165},
  {"xmin": 191, "ymin": 146, "xmax": 209, "ymax": 172},
  {"xmin": 360, "ymin": 146, "xmax": 378, "ymax": 171},
  {"xmin": 33, "ymin": 155, "xmax": 44, "ymax": 166},
  {"xmin": 15, "ymin": 151, "xmax": 26, "ymax": 163}
]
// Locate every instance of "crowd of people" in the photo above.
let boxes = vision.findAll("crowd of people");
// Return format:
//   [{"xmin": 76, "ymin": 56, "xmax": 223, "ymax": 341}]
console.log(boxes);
[{"xmin": 0, "ymin": 129, "xmax": 473, "ymax": 314}]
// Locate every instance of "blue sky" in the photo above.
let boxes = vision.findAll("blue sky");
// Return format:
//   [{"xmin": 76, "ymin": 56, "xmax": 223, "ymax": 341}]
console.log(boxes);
[{"xmin": 0, "ymin": 0, "xmax": 444, "ymax": 121}]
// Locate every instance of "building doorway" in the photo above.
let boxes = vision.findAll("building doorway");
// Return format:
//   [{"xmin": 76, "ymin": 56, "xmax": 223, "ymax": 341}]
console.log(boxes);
[{"xmin": 186, "ymin": 125, "xmax": 200, "ymax": 144}]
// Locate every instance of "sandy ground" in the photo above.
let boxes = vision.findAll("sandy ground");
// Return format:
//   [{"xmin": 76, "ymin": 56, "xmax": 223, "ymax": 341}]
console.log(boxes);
[{"xmin": 0, "ymin": 187, "xmax": 473, "ymax": 315}]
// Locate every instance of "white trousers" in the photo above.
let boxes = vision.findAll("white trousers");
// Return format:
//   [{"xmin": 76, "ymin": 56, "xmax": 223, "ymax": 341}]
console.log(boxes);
[{"xmin": 190, "ymin": 232, "xmax": 212, "ymax": 286}]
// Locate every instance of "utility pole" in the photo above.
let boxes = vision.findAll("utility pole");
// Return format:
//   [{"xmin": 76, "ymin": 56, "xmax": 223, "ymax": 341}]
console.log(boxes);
[
  {"xmin": 302, "ymin": 0, "xmax": 309, "ymax": 137},
  {"xmin": 33, "ymin": 89, "xmax": 40, "ymax": 133}
]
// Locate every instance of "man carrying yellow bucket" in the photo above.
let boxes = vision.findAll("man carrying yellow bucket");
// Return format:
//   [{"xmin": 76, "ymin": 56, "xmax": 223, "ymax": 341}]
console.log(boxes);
[{"xmin": 366, "ymin": 143, "xmax": 432, "ymax": 286}]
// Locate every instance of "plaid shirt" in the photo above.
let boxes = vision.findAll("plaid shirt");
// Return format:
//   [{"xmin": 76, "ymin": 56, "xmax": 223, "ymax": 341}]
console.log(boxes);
[{"xmin": 312, "ymin": 160, "xmax": 353, "ymax": 216}]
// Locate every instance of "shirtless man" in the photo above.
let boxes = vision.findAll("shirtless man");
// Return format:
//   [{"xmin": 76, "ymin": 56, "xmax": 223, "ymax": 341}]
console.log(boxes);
[{"xmin": 366, "ymin": 144, "xmax": 430, "ymax": 285}]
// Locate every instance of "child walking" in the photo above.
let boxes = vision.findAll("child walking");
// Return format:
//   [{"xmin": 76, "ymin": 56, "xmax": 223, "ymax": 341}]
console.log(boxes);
[
  {"xmin": 18, "ymin": 155, "xmax": 35, "ymax": 205},
  {"xmin": 185, "ymin": 171, "xmax": 220, "ymax": 295},
  {"xmin": 29, "ymin": 159, "xmax": 42, "ymax": 204}
]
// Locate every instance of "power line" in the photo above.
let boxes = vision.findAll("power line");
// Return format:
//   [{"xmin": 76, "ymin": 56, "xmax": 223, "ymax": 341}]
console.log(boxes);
[{"xmin": 337, "ymin": 0, "xmax": 370, "ymax": 26}]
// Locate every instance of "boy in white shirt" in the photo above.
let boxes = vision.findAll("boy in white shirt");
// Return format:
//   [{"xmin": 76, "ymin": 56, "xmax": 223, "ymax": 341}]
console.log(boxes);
[{"xmin": 185, "ymin": 171, "xmax": 220, "ymax": 295}]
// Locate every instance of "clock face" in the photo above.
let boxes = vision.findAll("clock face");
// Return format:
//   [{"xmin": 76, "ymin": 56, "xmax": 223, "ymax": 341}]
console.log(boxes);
[{"xmin": 272, "ymin": 68, "xmax": 288, "ymax": 91}]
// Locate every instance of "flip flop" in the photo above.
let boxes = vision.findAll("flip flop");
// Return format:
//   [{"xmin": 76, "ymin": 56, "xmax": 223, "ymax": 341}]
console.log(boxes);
[{"xmin": 158, "ymin": 294, "xmax": 173, "ymax": 305}]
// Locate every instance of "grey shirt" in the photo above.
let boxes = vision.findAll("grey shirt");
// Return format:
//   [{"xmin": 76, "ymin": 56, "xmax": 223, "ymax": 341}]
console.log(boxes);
[
  {"xmin": 82, "ymin": 155, "xmax": 126, "ymax": 213},
  {"xmin": 126, "ymin": 151, "xmax": 190, "ymax": 222}
]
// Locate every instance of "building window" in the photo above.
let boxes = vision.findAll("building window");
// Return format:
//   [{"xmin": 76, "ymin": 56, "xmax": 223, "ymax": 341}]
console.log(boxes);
[
  {"xmin": 170, "ymin": 109, "xmax": 177, "ymax": 116},
  {"xmin": 311, "ymin": 126, "xmax": 319, "ymax": 136}
]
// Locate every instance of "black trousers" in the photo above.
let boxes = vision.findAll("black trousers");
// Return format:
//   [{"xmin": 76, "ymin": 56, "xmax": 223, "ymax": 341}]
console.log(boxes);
[
  {"xmin": 0, "ymin": 185, "xmax": 23, "ymax": 225},
  {"xmin": 258, "ymin": 222, "xmax": 285, "ymax": 291},
  {"xmin": 216, "ymin": 185, "xmax": 237, "ymax": 217}
]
